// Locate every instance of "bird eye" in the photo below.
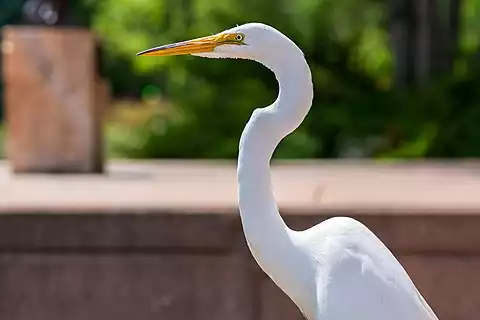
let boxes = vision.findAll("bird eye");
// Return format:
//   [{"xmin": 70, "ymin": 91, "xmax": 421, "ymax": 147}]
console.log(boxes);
[{"xmin": 235, "ymin": 34, "xmax": 244, "ymax": 41}]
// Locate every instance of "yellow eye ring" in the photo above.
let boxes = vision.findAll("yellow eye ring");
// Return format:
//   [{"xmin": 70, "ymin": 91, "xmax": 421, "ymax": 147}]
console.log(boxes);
[{"xmin": 235, "ymin": 33, "xmax": 245, "ymax": 42}]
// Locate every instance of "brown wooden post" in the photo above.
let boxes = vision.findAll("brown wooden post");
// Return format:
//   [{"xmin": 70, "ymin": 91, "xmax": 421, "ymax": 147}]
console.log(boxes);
[{"xmin": 1, "ymin": 26, "xmax": 105, "ymax": 173}]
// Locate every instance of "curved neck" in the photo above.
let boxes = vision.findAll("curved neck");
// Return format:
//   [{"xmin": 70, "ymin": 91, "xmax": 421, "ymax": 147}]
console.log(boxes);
[{"xmin": 237, "ymin": 49, "xmax": 313, "ymax": 253}]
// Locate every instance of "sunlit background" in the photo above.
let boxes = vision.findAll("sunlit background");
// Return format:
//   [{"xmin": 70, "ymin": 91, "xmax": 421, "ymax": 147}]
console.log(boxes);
[
  {"xmin": 2, "ymin": 0, "xmax": 479, "ymax": 160},
  {"xmin": 0, "ymin": 1, "xmax": 480, "ymax": 320}
]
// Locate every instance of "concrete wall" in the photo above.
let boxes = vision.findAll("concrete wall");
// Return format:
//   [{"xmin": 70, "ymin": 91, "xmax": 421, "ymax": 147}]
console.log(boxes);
[
  {"xmin": 2, "ymin": 27, "xmax": 107, "ymax": 173},
  {"xmin": 0, "ymin": 211, "xmax": 478, "ymax": 320}
]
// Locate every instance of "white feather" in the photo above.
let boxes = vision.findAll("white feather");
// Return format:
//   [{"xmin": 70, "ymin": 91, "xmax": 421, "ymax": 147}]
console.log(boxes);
[{"xmin": 197, "ymin": 22, "xmax": 439, "ymax": 320}]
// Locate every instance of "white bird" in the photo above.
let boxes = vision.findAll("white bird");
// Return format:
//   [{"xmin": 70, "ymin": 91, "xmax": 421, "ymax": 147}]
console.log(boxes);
[{"xmin": 137, "ymin": 23, "xmax": 439, "ymax": 320}]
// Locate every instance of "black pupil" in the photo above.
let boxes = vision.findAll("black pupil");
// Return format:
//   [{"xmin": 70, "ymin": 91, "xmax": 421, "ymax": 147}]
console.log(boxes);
[{"xmin": 237, "ymin": 35, "xmax": 242, "ymax": 40}]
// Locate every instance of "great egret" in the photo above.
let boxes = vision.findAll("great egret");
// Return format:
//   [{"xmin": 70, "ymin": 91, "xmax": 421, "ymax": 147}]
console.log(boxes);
[{"xmin": 137, "ymin": 23, "xmax": 439, "ymax": 320}]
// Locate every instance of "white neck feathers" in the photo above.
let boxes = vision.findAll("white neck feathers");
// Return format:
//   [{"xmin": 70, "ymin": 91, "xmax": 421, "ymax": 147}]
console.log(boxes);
[
  {"xmin": 235, "ymin": 33, "xmax": 315, "ymax": 320},
  {"xmin": 237, "ymin": 46, "xmax": 313, "ymax": 245}
]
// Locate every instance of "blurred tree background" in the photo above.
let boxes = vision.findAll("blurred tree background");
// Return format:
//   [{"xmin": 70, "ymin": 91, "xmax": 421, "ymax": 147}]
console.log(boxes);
[{"xmin": 1, "ymin": 0, "xmax": 480, "ymax": 159}]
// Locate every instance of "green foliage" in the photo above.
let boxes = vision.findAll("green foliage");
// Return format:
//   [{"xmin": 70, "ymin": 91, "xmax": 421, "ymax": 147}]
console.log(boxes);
[
  {"xmin": 90, "ymin": 0, "xmax": 480, "ymax": 159},
  {"xmin": 460, "ymin": 0, "xmax": 480, "ymax": 55}
]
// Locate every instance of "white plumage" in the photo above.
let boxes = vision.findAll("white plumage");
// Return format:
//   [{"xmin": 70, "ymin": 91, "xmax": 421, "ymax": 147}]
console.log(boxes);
[{"xmin": 138, "ymin": 23, "xmax": 439, "ymax": 320}]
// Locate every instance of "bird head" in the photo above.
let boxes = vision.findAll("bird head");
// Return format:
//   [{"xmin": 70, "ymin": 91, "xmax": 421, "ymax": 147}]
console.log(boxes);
[{"xmin": 136, "ymin": 23, "xmax": 300, "ymax": 63}]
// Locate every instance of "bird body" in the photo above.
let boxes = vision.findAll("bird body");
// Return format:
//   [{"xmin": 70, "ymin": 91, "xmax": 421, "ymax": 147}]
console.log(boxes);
[
  {"xmin": 138, "ymin": 23, "xmax": 439, "ymax": 320},
  {"xmin": 253, "ymin": 216, "xmax": 438, "ymax": 320}
]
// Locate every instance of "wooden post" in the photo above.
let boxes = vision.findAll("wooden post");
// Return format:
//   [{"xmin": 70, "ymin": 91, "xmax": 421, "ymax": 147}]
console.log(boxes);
[{"xmin": 2, "ymin": 26, "xmax": 105, "ymax": 173}]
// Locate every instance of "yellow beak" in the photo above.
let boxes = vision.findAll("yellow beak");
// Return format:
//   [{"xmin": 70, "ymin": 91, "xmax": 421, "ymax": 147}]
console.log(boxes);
[{"xmin": 136, "ymin": 34, "xmax": 220, "ymax": 57}]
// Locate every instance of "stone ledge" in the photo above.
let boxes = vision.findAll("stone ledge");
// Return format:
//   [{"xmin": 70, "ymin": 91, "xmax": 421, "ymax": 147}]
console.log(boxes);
[
  {"xmin": 1, "ymin": 160, "xmax": 480, "ymax": 215},
  {"xmin": 0, "ymin": 160, "xmax": 478, "ymax": 320}
]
